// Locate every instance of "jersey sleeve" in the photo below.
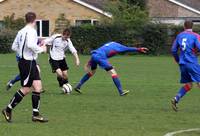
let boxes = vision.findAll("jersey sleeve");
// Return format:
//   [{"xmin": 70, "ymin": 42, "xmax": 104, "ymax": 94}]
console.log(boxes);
[
  {"xmin": 12, "ymin": 32, "xmax": 20, "ymax": 52},
  {"xmin": 195, "ymin": 34, "xmax": 200, "ymax": 51},
  {"xmin": 67, "ymin": 38, "xmax": 77, "ymax": 54},
  {"xmin": 43, "ymin": 34, "xmax": 61, "ymax": 46},
  {"xmin": 27, "ymin": 30, "xmax": 44, "ymax": 54},
  {"xmin": 171, "ymin": 38, "xmax": 179, "ymax": 63},
  {"xmin": 116, "ymin": 43, "xmax": 138, "ymax": 53}
]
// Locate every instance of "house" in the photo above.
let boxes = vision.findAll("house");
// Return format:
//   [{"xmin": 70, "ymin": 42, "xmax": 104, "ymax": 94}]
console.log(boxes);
[
  {"xmin": 0, "ymin": 0, "xmax": 111, "ymax": 37},
  {"xmin": 147, "ymin": 0, "xmax": 200, "ymax": 25}
]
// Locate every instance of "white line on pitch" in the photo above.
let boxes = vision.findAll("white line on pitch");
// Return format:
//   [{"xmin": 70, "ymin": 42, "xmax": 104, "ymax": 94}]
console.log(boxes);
[{"xmin": 164, "ymin": 128, "xmax": 200, "ymax": 136}]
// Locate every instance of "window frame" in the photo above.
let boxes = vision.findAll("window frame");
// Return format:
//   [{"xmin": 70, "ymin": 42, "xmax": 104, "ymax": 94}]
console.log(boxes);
[
  {"xmin": 74, "ymin": 19, "xmax": 99, "ymax": 26},
  {"xmin": 36, "ymin": 19, "xmax": 50, "ymax": 38}
]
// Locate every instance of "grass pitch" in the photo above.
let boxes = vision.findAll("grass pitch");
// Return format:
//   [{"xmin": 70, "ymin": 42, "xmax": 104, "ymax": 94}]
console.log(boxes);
[{"xmin": 1, "ymin": 54, "xmax": 200, "ymax": 136}]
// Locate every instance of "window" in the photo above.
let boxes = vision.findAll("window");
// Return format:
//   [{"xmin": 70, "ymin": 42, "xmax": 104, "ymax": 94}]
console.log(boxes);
[
  {"xmin": 36, "ymin": 20, "xmax": 49, "ymax": 37},
  {"xmin": 75, "ymin": 19, "xmax": 99, "ymax": 26}
]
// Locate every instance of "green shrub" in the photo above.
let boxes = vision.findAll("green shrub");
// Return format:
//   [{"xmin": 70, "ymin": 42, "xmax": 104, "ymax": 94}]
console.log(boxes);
[
  {"xmin": 141, "ymin": 23, "xmax": 169, "ymax": 55},
  {"xmin": 71, "ymin": 25, "xmax": 140, "ymax": 54},
  {"xmin": 0, "ymin": 29, "xmax": 17, "ymax": 53},
  {"xmin": 3, "ymin": 13, "xmax": 25, "ymax": 30}
]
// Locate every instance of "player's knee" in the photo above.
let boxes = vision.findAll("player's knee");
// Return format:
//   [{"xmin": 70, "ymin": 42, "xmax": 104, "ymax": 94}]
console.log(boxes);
[
  {"xmin": 105, "ymin": 66, "xmax": 113, "ymax": 72},
  {"xmin": 56, "ymin": 68, "xmax": 62, "ymax": 75},
  {"xmin": 21, "ymin": 88, "xmax": 31, "ymax": 95},
  {"xmin": 32, "ymin": 81, "xmax": 42, "ymax": 92}
]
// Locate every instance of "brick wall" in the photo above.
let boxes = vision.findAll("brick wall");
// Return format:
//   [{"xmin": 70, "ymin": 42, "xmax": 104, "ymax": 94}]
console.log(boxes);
[
  {"xmin": 147, "ymin": 0, "xmax": 199, "ymax": 17},
  {"xmin": 0, "ymin": 0, "xmax": 108, "ymax": 33},
  {"xmin": 147, "ymin": 0, "xmax": 178, "ymax": 17},
  {"xmin": 178, "ymin": 6, "xmax": 200, "ymax": 17}
]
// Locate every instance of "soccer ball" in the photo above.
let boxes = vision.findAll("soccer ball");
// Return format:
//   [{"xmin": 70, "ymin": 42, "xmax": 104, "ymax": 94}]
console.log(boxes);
[{"xmin": 62, "ymin": 83, "xmax": 73, "ymax": 94}]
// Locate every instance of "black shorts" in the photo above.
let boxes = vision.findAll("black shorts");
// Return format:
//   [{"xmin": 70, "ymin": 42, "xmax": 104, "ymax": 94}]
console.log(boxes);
[
  {"xmin": 49, "ymin": 58, "xmax": 69, "ymax": 73},
  {"xmin": 18, "ymin": 59, "xmax": 41, "ymax": 87}
]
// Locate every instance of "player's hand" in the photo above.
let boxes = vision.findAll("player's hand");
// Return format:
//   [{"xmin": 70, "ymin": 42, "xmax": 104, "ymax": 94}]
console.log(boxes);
[
  {"xmin": 138, "ymin": 47, "xmax": 149, "ymax": 53},
  {"xmin": 41, "ymin": 45, "xmax": 47, "ymax": 53},
  {"xmin": 39, "ymin": 40, "xmax": 45, "ymax": 46}
]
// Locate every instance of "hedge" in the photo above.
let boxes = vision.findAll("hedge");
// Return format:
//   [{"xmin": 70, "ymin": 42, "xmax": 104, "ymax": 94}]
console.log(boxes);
[
  {"xmin": 71, "ymin": 25, "xmax": 139, "ymax": 54},
  {"xmin": 1, "ymin": 24, "xmax": 200, "ymax": 55}
]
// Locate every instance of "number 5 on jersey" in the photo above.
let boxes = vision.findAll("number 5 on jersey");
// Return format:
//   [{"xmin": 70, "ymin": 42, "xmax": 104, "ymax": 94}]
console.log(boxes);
[{"xmin": 181, "ymin": 38, "xmax": 187, "ymax": 51}]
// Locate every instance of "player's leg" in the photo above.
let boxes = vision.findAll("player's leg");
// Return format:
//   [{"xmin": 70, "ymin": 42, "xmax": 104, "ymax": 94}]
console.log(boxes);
[
  {"xmin": 31, "ymin": 61, "xmax": 48, "ymax": 123},
  {"xmin": 98, "ymin": 58, "xmax": 128, "ymax": 96},
  {"xmin": 36, "ymin": 64, "xmax": 45, "ymax": 93},
  {"xmin": 171, "ymin": 64, "xmax": 193, "ymax": 111},
  {"xmin": 56, "ymin": 68, "xmax": 65, "ymax": 87},
  {"xmin": 75, "ymin": 59, "xmax": 97, "ymax": 93},
  {"xmin": 62, "ymin": 70, "xmax": 68, "ymax": 83},
  {"xmin": 60, "ymin": 59, "xmax": 69, "ymax": 85},
  {"xmin": 2, "ymin": 87, "xmax": 30, "ymax": 122},
  {"xmin": 174, "ymin": 83, "xmax": 193, "ymax": 102},
  {"xmin": 2, "ymin": 59, "xmax": 32, "ymax": 122},
  {"xmin": 107, "ymin": 68, "xmax": 129, "ymax": 96},
  {"xmin": 49, "ymin": 58, "xmax": 64, "ymax": 87},
  {"xmin": 31, "ymin": 80, "xmax": 48, "ymax": 122},
  {"xmin": 6, "ymin": 74, "xmax": 21, "ymax": 90}
]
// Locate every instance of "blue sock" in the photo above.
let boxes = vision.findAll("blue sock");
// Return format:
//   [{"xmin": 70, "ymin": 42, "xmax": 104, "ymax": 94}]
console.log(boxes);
[
  {"xmin": 175, "ymin": 84, "xmax": 191, "ymax": 103},
  {"xmin": 76, "ymin": 73, "xmax": 92, "ymax": 89},
  {"xmin": 10, "ymin": 74, "xmax": 21, "ymax": 85},
  {"xmin": 112, "ymin": 75, "xmax": 123, "ymax": 94}
]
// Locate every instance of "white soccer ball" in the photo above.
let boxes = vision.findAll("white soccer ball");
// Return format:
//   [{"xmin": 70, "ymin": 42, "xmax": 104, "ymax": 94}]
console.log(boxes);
[{"xmin": 62, "ymin": 83, "xmax": 73, "ymax": 94}]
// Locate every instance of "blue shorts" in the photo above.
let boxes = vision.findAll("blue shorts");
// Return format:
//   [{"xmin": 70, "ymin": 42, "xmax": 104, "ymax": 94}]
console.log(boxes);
[
  {"xmin": 179, "ymin": 63, "xmax": 200, "ymax": 83},
  {"xmin": 88, "ymin": 53, "xmax": 113, "ymax": 71}
]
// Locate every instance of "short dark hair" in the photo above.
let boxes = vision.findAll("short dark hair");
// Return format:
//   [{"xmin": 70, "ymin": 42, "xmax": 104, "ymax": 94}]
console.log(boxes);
[
  {"xmin": 63, "ymin": 28, "xmax": 71, "ymax": 36},
  {"xmin": 184, "ymin": 20, "xmax": 193, "ymax": 29},
  {"xmin": 25, "ymin": 12, "xmax": 36, "ymax": 23}
]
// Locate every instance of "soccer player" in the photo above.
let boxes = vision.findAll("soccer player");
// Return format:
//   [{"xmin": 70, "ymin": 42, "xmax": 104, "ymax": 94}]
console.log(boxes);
[
  {"xmin": 6, "ymin": 52, "xmax": 45, "ymax": 93},
  {"xmin": 74, "ymin": 42, "xmax": 148, "ymax": 96},
  {"xmin": 171, "ymin": 20, "xmax": 200, "ymax": 112},
  {"xmin": 2, "ymin": 12, "xmax": 48, "ymax": 122},
  {"xmin": 43, "ymin": 28, "xmax": 80, "ymax": 93}
]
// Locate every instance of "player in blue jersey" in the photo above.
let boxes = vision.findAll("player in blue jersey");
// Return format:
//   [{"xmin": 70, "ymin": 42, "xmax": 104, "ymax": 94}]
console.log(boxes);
[
  {"xmin": 74, "ymin": 42, "xmax": 148, "ymax": 96},
  {"xmin": 171, "ymin": 20, "xmax": 200, "ymax": 111}
]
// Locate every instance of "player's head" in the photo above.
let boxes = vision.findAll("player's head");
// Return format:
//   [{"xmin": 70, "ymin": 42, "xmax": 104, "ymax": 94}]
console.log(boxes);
[
  {"xmin": 184, "ymin": 20, "xmax": 193, "ymax": 30},
  {"xmin": 25, "ymin": 12, "xmax": 36, "ymax": 25},
  {"xmin": 62, "ymin": 28, "xmax": 71, "ymax": 40}
]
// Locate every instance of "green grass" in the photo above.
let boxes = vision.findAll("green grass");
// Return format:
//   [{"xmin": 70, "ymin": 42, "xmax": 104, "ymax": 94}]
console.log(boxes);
[{"xmin": 1, "ymin": 54, "xmax": 200, "ymax": 136}]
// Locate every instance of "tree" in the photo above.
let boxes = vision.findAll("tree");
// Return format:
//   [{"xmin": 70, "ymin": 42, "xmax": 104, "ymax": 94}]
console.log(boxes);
[
  {"xmin": 54, "ymin": 13, "xmax": 70, "ymax": 33},
  {"xmin": 126, "ymin": 0, "xmax": 146, "ymax": 9},
  {"xmin": 104, "ymin": 0, "xmax": 149, "ymax": 29}
]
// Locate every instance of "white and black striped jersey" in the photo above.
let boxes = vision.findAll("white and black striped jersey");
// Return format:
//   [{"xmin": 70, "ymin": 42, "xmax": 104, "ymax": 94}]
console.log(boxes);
[
  {"xmin": 44, "ymin": 34, "xmax": 77, "ymax": 60},
  {"xmin": 12, "ymin": 25, "xmax": 44, "ymax": 60}
]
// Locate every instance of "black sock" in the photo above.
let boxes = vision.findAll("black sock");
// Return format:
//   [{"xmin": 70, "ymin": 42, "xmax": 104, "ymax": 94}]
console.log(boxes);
[
  {"xmin": 7, "ymin": 90, "xmax": 25, "ymax": 113},
  {"xmin": 62, "ymin": 78, "xmax": 68, "ymax": 85},
  {"xmin": 57, "ymin": 76, "xmax": 64, "ymax": 87},
  {"xmin": 32, "ymin": 92, "xmax": 40, "ymax": 116}
]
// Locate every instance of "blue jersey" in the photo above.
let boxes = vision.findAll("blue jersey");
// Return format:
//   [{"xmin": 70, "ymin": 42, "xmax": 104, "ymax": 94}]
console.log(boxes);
[
  {"xmin": 91, "ymin": 42, "xmax": 138, "ymax": 58},
  {"xmin": 171, "ymin": 30, "xmax": 200, "ymax": 64}
]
